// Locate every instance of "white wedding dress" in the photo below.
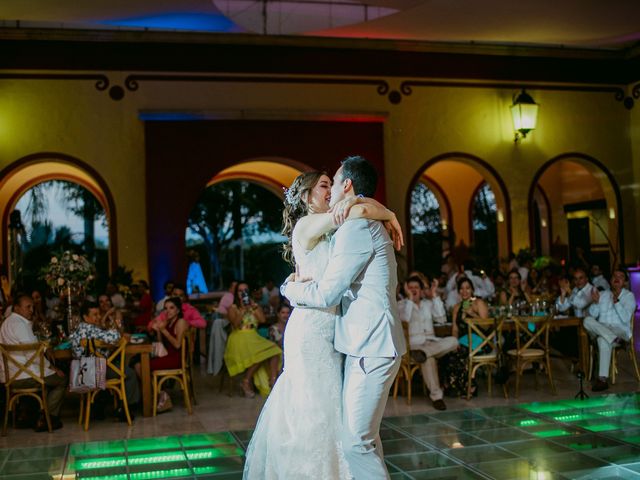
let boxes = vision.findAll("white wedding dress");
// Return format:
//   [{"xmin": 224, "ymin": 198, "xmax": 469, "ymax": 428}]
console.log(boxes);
[{"xmin": 243, "ymin": 237, "xmax": 352, "ymax": 479}]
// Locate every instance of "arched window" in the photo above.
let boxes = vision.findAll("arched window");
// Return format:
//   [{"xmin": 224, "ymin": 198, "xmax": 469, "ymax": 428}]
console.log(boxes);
[
  {"xmin": 471, "ymin": 182, "xmax": 498, "ymax": 268},
  {"xmin": 186, "ymin": 180, "xmax": 287, "ymax": 290},
  {"xmin": 410, "ymin": 182, "xmax": 443, "ymax": 276},
  {"xmin": 14, "ymin": 180, "xmax": 109, "ymax": 290}
]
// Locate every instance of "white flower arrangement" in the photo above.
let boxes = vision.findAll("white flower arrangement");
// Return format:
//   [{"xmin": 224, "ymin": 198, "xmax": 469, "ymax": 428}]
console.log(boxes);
[{"xmin": 42, "ymin": 251, "xmax": 95, "ymax": 292}]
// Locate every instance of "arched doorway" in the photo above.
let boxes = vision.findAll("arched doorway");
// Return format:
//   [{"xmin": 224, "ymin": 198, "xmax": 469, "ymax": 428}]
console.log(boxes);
[
  {"xmin": 470, "ymin": 182, "xmax": 499, "ymax": 270},
  {"xmin": 184, "ymin": 159, "xmax": 305, "ymax": 291},
  {"xmin": 528, "ymin": 154, "xmax": 623, "ymax": 273},
  {"xmin": 0, "ymin": 154, "xmax": 117, "ymax": 289},
  {"xmin": 407, "ymin": 153, "xmax": 511, "ymax": 274},
  {"xmin": 409, "ymin": 178, "xmax": 451, "ymax": 276}
]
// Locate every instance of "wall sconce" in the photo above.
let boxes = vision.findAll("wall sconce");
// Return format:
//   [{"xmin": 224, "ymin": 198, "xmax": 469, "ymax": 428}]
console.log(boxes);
[
  {"xmin": 497, "ymin": 209, "xmax": 505, "ymax": 223},
  {"xmin": 541, "ymin": 218, "xmax": 547, "ymax": 228},
  {"xmin": 511, "ymin": 89, "xmax": 539, "ymax": 142},
  {"xmin": 609, "ymin": 207, "xmax": 616, "ymax": 220},
  {"xmin": 441, "ymin": 219, "xmax": 448, "ymax": 231}
]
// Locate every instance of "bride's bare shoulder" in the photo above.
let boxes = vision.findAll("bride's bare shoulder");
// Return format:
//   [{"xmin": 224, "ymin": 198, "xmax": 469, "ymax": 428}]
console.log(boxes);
[{"xmin": 293, "ymin": 214, "xmax": 329, "ymax": 251}]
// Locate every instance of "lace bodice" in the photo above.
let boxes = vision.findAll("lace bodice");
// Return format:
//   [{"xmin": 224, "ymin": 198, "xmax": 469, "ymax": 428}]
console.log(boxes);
[{"xmin": 292, "ymin": 234, "xmax": 330, "ymax": 282}]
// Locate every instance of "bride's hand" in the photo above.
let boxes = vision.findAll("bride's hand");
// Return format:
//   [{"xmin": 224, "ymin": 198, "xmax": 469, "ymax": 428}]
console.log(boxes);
[
  {"xmin": 328, "ymin": 197, "xmax": 359, "ymax": 225},
  {"xmin": 383, "ymin": 215, "xmax": 404, "ymax": 251}
]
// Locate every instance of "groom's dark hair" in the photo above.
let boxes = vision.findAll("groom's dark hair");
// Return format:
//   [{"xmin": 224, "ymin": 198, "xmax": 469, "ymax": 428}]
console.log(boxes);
[{"xmin": 340, "ymin": 155, "xmax": 378, "ymax": 198}]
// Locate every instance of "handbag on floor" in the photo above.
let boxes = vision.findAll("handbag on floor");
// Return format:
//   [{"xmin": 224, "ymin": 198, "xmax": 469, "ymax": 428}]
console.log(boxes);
[{"xmin": 69, "ymin": 355, "xmax": 107, "ymax": 393}]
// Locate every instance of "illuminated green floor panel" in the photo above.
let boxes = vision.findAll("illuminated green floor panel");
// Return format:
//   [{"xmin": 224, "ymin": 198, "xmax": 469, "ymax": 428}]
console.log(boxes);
[{"xmin": 2, "ymin": 393, "xmax": 640, "ymax": 479}]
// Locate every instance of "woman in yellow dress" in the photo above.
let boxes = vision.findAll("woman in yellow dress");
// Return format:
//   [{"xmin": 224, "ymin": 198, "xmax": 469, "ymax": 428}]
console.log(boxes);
[{"xmin": 224, "ymin": 281, "xmax": 282, "ymax": 397}]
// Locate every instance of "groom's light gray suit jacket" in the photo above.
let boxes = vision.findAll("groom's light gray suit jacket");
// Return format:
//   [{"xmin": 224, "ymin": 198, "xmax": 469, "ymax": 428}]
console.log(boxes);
[{"xmin": 285, "ymin": 219, "xmax": 406, "ymax": 358}]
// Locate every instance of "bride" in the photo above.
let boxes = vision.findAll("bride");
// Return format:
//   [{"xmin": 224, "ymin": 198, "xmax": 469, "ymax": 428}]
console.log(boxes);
[{"xmin": 243, "ymin": 171, "xmax": 402, "ymax": 479}]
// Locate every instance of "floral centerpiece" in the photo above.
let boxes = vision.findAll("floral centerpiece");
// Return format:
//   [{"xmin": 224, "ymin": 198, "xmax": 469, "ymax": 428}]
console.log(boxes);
[{"xmin": 41, "ymin": 251, "xmax": 95, "ymax": 334}]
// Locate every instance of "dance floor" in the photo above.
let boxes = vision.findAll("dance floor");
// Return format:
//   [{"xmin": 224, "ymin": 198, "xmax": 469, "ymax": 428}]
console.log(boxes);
[{"xmin": 2, "ymin": 393, "xmax": 640, "ymax": 479}]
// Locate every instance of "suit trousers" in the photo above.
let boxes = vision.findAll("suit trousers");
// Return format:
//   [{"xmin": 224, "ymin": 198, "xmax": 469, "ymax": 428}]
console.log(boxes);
[
  {"xmin": 415, "ymin": 337, "xmax": 459, "ymax": 401},
  {"xmin": 11, "ymin": 372, "xmax": 67, "ymax": 416},
  {"xmin": 342, "ymin": 355, "xmax": 401, "ymax": 480},
  {"xmin": 583, "ymin": 316, "xmax": 627, "ymax": 379}
]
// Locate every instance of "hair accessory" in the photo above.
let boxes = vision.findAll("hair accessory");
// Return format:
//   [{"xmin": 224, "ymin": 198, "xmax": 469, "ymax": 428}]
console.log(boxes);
[{"xmin": 283, "ymin": 187, "xmax": 296, "ymax": 205}]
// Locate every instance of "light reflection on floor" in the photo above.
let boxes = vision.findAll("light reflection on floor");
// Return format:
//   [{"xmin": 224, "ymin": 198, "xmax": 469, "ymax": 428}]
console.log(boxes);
[{"xmin": 2, "ymin": 393, "xmax": 640, "ymax": 479}]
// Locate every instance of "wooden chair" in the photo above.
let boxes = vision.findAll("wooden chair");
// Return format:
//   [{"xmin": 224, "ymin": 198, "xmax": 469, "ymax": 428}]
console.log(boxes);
[
  {"xmin": 0, "ymin": 342, "xmax": 51, "ymax": 435},
  {"xmin": 465, "ymin": 317, "xmax": 508, "ymax": 400},
  {"xmin": 78, "ymin": 338, "xmax": 132, "ymax": 431},
  {"xmin": 588, "ymin": 310, "xmax": 640, "ymax": 384},
  {"xmin": 506, "ymin": 315, "xmax": 556, "ymax": 397},
  {"xmin": 392, "ymin": 322, "xmax": 422, "ymax": 405},
  {"xmin": 186, "ymin": 328, "xmax": 197, "ymax": 405},
  {"xmin": 152, "ymin": 334, "xmax": 193, "ymax": 415}
]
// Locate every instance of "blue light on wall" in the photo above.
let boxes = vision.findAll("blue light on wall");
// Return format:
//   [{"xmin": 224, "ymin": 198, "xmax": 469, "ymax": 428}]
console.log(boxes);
[{"xmin": 99, "ymin": 13, "xmax": 240, "ymax": 33}]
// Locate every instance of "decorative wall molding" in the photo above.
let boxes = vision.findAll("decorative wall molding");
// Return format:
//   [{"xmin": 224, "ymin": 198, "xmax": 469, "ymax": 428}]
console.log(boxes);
[
  {"xmin": 398, "ymin": 80, "xmax": 632, "ymax": 109},
  {"xmin": 124, "ymin": 73, "xmax": 391, "ymax": 102},
  {"xmin": 0, "ymin": 71, "xmax": 634, "ymax": 108}
]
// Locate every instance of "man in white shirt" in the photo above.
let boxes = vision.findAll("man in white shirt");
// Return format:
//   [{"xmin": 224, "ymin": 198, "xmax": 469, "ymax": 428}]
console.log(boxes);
[
  {"xmin": 446, "ymin": 261, "xmax": 495, "ymax": 309},
  {"xmin": 583, "ymin": 268, "xmax": 637, "ymax": 392},
  {"xmin": 399, "ymin": 275, "xmax": 458, "ymax": 410},
  {"xmin": 556, "ymin": 267, "xmax": 593, "ymax": 317},
  {"xmin": 0, "ymin": 293, "xmax": 67, "ymax": 431},
  {"xmin": 590, "ymin": 265, "xmax": 611, "ymax": 292}
]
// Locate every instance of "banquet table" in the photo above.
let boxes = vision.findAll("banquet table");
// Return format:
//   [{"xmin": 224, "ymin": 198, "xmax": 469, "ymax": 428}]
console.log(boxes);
[
  {"xmin": 434, "ymin": 316, "xmax": 588, "ymax": 373},
  {"xmin": 53, "ymin": 341, "xmax": 154, "ymax": 417}
]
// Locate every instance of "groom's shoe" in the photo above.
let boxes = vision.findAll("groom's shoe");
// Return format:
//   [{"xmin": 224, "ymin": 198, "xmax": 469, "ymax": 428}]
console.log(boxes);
[{"xmin": 432, "ymin": 399, "xmax": 447, "ymax": 411}]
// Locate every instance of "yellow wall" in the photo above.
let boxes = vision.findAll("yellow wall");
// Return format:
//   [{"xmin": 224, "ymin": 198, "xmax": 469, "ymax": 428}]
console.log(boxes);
[{"xmin": 0, "ymin": 72, "xmax": 637, "ymax": 279}]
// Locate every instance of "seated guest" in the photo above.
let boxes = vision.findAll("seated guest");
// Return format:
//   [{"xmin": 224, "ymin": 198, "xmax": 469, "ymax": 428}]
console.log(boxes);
[
  {"xmin": 106, "ymin": 282, "xmax": 126, "ymax": 309},
  {"xmin": 556, "ymin": 267, "xmax": 593, "ymax": 317},
  {"xmin": 440, "ymin": 278, "xmax": 489, "ymax": 397},
  {"xmin": 446, "ymin": 260, "xmax": 495, "ymax": 309},
  {"xmin": 217, "ymin": 280, "xmax": 238, "ymax": 318},
  {"xmin": 261, "ymin": 280, "xmax": 280, "ymax": 309},
  {"xmin": 498, "ymin": 268, "xmax": 531, "ymax": 306},
  {"xmin": 554, "ymin": 267, "xmax": 593, "ymax": 359},
  {"xmin": 269, "ymin": 304, "xmax": 291, "ymax": 349},
  {"xmin": 148, "ymin": 285, "xmax": 206, "ymax": 331},
  {"xmin": 207, "ymin": 280, "xmax": 238, "ymax": 376},
  {"xmin": 0, "ymin": 293, "xmax": 67, "ymax": 431},
  {"xmin": 591, "ymin": 265, "xmax": 610, "ymax": 292},
  {"xmin": 70, "ymin": 301, "xmax": 140, "ymax": 420},
  {"xmin": 132, "ymin": 280, "xmax": 153, "ymax": 329},
  {"xmin": 98, "ymin": 294, "xmax": 124, "ymax": 332},
  {"xmin": 224, "ymin": 282, "xmax": 281, "ymax": 398},
  {"xmin": 155, "ymin": 280, "xmax": 175, "ymax": 316},
  {"xmin": 139, "ymin": 296, "xmax": 188, "ymax": 412},
  {"xmin": 31, "ymin": 289, "xmax": 50, "ymax": 339},
  {"xmin": 583, "ymin": 268, "xmax": 636, "ymax": 392},
  {"xmin": 399, "ymin": 275, "xmax": 458, "ymax": 410}
]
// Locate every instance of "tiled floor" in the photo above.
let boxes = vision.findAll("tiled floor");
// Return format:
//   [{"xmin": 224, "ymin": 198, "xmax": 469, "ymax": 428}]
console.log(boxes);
[{"xmin": 2, "ymin": 393, "xmax": 640, "ymax": 479}]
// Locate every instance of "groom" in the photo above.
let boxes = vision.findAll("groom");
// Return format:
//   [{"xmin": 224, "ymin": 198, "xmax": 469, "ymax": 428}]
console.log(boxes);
[{"xmin": 284, "ymin": 155, "xmax": 406, "ymax": 479}]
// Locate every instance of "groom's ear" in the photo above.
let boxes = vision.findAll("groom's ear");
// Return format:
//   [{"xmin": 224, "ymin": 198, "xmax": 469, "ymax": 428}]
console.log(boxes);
[{"xmin": 343, "ymin": 178, "xmax": 353, "ymax": 193}]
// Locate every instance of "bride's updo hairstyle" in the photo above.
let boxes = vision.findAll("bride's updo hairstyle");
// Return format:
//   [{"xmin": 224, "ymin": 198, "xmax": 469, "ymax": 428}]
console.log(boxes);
[{"xmin": 281, "ymin": 171, "xmax": 326, "ymax": 265}]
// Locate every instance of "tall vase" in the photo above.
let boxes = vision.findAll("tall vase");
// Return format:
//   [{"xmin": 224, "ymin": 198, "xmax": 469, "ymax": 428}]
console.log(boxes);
[{"xmin": 66, "ymin": 284, "xmax": 74, "ymax": 334}]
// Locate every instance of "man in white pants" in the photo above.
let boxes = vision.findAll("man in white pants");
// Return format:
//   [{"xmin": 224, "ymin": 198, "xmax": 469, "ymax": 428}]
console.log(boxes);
[
  {"xmin": 583, "ymin": 268, "xmax": 636, "ymax": 392},
  {"xmin": 285, "ymin": 156, "xmax": 406, "ymax": 479}
]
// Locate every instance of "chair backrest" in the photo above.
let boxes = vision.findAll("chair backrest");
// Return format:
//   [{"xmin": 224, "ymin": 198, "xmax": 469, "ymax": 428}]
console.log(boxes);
[
  {"xmin": 0, "ymin": 342, "xmax": 48, "ymax": 386},
  {"xmin": 465, "ymin": 317, "xmax": 502, "ymax": 360},
  {"xmin": 182, "ymin": 329, "xmax": 195, "ymax": 371},
  {"xmin": 90, "ymin": 337, "xmax": 127, "ymax": 377},
  {"xmin": 400, "ymin": 321, "xmax": 415, "ymax": 366},
  {"xmin": 511, "ymin": 315, "xmax": 551, "ymax": 352}
]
